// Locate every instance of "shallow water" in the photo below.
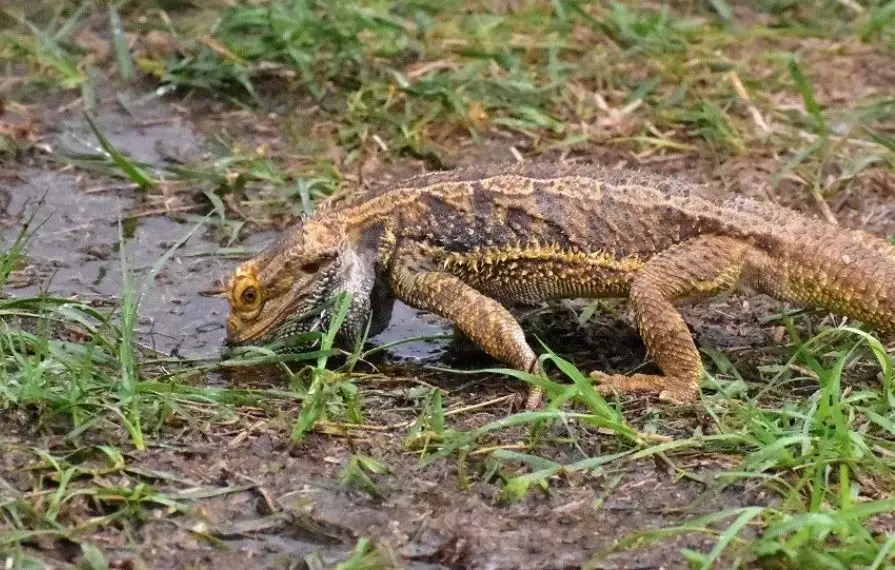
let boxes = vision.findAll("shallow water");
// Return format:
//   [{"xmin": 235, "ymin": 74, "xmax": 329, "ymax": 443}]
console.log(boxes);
[{"xmin": 1, "ymin": 104, "xmax": 452, "ymax": 362}]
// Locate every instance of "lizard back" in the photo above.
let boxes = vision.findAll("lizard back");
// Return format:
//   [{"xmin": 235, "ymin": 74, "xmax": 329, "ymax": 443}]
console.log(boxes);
[{"xmin": 337, "ymin": 162, "xmax": 801, "ymax": 258}]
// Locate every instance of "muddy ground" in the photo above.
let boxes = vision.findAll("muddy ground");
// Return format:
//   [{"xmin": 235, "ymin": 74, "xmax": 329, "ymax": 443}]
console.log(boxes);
[
  {"xmin": 4, "ymin": 87, "xmax": 888, "ymax": 570},
  {"xmin": 2, "ymin": 4, "xmax": 895, "ymax": 569},
  {"xmin": 0, "ymin": 88, "xmax": 746, "ymax": 570}
]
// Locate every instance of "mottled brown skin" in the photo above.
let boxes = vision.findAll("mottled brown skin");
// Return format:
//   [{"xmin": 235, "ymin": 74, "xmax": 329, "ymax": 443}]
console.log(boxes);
[{"xmin": 225, "ymin": 163, "xmax": 895, "ymax": 408}]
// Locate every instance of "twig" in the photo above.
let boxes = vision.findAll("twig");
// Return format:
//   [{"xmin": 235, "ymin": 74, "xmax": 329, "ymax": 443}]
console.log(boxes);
[
  {"xmin": 811, "ymin": 186, "xmax": 839, "ymax": 225},
  {"xmin": 469, "ymin": 443, "xmax": 530, "ymax": 456},
  {"xmin": 444, "ymin": 394, "xmax": 516, "ymax": 417},
  {"xmin": 728, "ymin": 72, "xmax": 771, "ymax": 135}
]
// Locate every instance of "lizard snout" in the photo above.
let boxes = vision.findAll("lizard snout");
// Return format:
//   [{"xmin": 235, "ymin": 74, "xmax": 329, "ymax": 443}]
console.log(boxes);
[{"xmin": 224, "ymin": 315, "xmax": 243, "ymax": 346}]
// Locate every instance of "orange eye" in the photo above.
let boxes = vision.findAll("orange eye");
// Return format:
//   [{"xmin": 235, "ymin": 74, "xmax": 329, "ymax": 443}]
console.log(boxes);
[{"xmin": 239, "ymin": 285, "xmax": 260, "ymax": 306}]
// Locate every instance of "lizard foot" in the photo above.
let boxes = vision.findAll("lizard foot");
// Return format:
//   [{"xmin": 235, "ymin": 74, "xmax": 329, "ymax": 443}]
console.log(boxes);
[
  {"xmin": 504, "ymin": 387, "xmax": 543, "ymax": 412},
  {"xmin": 589, "ymin": 371, "xmax": 698, "ymax": 404}
]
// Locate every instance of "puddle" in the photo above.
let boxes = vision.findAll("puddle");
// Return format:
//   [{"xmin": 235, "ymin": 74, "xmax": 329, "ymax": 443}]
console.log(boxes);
[
  {"xmin": 0, "ymin": 99, "xmax": 453, "ymax": 362},
  {"xmin": 2, "ymin": 166, "xmax": 244, "ymax": 358},
  {"xmin": 367, "ymin": 302, "xmax": 453, "ymax": 363}
]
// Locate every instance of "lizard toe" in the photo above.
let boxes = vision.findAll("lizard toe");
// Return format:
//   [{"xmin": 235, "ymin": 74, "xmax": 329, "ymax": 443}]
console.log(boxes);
[
  {"xmin": 523, "ymin": 386, "xmax": 544, "ymax": 410},
  {"xmin": 590, "ymin": 371, "xmax": 698, "ymax": 403},
  {"xmin": 590, "ymin": 371, "xmax": 641, "ymax": 396}
]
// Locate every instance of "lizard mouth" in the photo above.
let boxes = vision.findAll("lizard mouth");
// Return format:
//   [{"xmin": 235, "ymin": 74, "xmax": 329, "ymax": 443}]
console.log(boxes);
[
  {"xmin": 267, "ymin": 314, "xmax": 325, "ymax": 346},
  {"xmin": 225, "ymin": 304, "xmax": 328, "ymax": 351}
]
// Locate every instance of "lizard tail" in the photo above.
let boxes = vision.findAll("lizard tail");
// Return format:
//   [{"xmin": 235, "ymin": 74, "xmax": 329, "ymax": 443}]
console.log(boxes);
[{"xmin": 755, "ymin": 227, "xmax": 895, "ymax": 335}]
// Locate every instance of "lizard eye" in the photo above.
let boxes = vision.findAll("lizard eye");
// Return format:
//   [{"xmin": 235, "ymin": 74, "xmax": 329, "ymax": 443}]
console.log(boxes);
[{"xmin": 239, "ymin": 285, "xmax": 260, "ymax": 307}]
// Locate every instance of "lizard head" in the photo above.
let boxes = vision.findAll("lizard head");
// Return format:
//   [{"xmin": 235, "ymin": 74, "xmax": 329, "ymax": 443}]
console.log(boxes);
[{"xmin": 225, "ymin": 216, "xmax": 371, "ymax": 348}]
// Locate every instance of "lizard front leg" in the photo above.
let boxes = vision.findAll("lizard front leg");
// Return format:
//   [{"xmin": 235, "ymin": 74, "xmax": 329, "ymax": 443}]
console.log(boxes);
[
  {"xmin": 385, "ymin": 241, "xmax": 543, "ymax": 409},
  {"xmin": 593, "ymin": 235, "xmax": 754, "ymax": 403}
]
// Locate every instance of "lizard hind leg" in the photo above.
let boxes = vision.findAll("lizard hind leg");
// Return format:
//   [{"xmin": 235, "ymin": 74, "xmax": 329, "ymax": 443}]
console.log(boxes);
[{"xmin": 592, "ymin": 235, "xmax": 754, "ymax": 403}]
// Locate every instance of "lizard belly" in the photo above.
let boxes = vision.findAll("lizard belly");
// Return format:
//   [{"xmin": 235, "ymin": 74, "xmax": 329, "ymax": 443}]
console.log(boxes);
[{"xmin": 441, "ymin": 245, "xmax": 643, "ymax": 304}]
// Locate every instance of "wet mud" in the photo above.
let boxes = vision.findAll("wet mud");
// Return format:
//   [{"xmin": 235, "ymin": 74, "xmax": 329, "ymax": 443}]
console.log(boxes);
[
  {"xmin": 2, "ymin": 79, "xmax": 892, "ymax": 568},
  {"xmin": 0, "ymin": 102, "xmax": 453, "ymax": 363},
  {"xmin": 0, "ymin": 95, "xmax": 745, "ymax": 570}
]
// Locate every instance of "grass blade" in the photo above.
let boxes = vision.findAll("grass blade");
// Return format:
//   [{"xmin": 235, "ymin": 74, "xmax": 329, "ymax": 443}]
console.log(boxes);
[
  {"xmin": 860, "ymin": 1, "xmax": 895, "ymax": 41},
  {"xmin": 107, "ymin": 2, "xmax": 134, "ymax": 82},
  {"xmin": 84, "ymin": 114, "xmax": 156, "ymax": 189},
  {"xmin": 697, "ymin": 506, "xmax": 764, "ymax": 570},
  {"xmin": 786, "ymin": 56, "xmax": 826, "ymax": 136}
]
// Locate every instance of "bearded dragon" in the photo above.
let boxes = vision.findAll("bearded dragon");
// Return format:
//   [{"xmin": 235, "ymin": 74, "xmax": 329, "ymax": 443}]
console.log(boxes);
[{"xmin": 224, "ymin": 163, "xmax": 895, "ymax": 408}]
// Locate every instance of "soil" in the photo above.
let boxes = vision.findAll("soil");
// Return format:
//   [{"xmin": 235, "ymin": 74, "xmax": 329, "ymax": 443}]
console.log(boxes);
[{"xmin": 1, "ymin": 64, "xmax": 893, "ymax": 570}]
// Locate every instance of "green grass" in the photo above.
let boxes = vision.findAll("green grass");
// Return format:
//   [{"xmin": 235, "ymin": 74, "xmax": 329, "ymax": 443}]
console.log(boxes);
[
  {"xmin": 5, "ymin": 0, "xmax": 892, "ymax": 221},
  {"xmin": 4, "ymin": 207, "xmax": 894, "ymax": 566},
  {"xmin": 3, "ymin": 226, "xmax": 894, "ymax": 566},
  {"xmin": 133, "ymin": 0, "xmax": 895, "ymax": 218},
  {"xmin": 2, "ymin": 0, "xmax": 895, "ymax": 568}
]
